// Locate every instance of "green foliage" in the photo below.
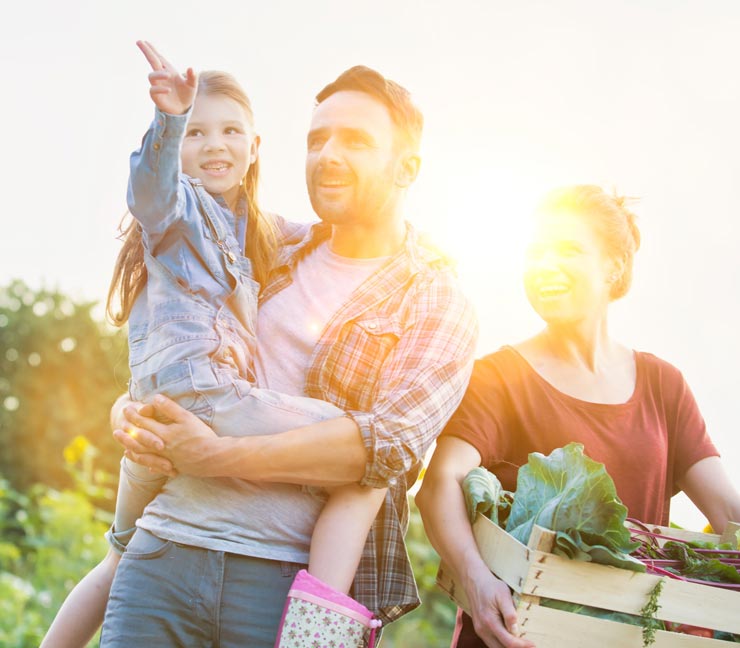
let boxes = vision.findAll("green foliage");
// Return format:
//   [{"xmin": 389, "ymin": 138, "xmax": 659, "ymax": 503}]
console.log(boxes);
[
  {"xmin": 381, "ymin": 498, "xmax": 457, "ymax": 647},
  {"xmin": 540, "ymin": 597, "xmax": 656, "ymax": 631},
  {"xmin": 0, "ymin": 279, "xmax": 129, "ymax": 494},
  {"xmin": 0, "ymin": 456, "xmax": 111, "ymax": 647}
]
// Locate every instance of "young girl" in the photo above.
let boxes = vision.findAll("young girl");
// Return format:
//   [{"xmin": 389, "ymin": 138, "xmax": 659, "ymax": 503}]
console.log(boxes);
[{"xmin": 41, "ymin": 41, "xmax": 386, "ymax": 648}]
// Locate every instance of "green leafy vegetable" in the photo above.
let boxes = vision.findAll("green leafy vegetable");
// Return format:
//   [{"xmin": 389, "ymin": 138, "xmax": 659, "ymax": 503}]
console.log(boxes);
[
  {"xmin": 505, "ymin": 443, "xmax": 644, "ymax": 571},
  {"xmin": 459, "ymin": 444, "xmax": 740, "ymax": 642},
  {"xmin": 630, "ymin": 527, "xmax": 740, "ymax": 589},
  {"xmin": 461, "ymin": 467, "xmax": 509, "ymax": 526},
  {"xmin": 662, "ymin": 542, "xmax": 740, "ymax": 584}
]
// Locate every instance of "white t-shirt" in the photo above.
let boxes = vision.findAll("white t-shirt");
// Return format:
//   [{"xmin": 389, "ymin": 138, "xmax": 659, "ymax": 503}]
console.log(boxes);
[{"xmin": 255, "ymin": 241, "xmax": 388, "ymax": 395}]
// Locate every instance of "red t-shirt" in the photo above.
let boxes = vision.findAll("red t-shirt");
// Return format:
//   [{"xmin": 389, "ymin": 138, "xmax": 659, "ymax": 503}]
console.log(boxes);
[
  {"xmin": 443, "ymin": 346, "xmax": 718, "ymax": 525},
  {"xmin": 443, "ymin": 346, "xmax": 719, "ymax": 648}
]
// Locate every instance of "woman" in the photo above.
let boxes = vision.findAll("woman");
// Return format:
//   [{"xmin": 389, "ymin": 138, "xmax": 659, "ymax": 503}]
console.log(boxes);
[{"xmin": 416, "ymin": 185, "xmax": 740, "ymax": 648}]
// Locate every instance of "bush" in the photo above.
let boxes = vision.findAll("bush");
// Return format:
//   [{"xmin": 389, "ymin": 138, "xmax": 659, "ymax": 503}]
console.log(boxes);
[
  {"xmin": 0, "ymin": 438, "xmax": 112, "ymax": 647},
  {"xmin": 0, "ymin": 280, "xmax": 129, "ymax": 494}
]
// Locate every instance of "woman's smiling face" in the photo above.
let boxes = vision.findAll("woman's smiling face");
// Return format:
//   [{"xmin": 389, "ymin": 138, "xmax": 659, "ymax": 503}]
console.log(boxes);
[{"xmin": 523, "ymin": 209, "xmax": 616, "ymax": 326}]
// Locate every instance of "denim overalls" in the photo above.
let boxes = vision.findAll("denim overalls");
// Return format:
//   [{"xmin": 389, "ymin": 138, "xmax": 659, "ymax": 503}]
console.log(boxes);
[{"xmin": 127, "ymin": 177, "xmax": 259, "ymax": 424}]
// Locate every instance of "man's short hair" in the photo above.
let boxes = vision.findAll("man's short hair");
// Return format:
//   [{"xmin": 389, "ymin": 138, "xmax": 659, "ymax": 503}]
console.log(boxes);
[{"xmin": 316, "ymin": 65, "xmax": 423, "ymax": 152}]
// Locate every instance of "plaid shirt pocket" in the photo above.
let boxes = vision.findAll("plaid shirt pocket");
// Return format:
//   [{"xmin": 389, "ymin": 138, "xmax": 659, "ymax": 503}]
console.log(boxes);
[{"xmin": 320, "ymin": 315, "xmax": 404, "ymax": 411}]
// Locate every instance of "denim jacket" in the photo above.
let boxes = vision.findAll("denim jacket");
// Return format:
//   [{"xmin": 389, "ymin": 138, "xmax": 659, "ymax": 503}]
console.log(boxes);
[{"xmin": 126, "ymin": 108, "xmax": 257, "ymax": 414}]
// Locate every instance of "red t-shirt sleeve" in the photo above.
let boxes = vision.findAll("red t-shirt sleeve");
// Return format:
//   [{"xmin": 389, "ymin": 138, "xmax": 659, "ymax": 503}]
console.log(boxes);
[{"xmin": 658, "ymin": 357, "xmax": 719, "ymax": 491}]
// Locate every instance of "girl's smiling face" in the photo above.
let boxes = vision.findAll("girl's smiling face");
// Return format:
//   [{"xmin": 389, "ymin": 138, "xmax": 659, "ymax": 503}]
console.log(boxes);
[
  {"xmin": 523, "ymin": 209, "xmax": 617, "ymax": 326},
  {"xmin": 180, "ymin": 92, "xmax": 259, "ymax": 211}
]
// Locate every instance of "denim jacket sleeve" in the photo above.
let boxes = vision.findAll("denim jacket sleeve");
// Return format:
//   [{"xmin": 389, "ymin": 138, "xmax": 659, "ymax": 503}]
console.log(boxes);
[
  {"xmin": 126, "ymin": 107, "xmax": 191, "ymax": 247},
  {"xmin": 349, "ymin": 274, "xmax": 478, "ymax": 489}
]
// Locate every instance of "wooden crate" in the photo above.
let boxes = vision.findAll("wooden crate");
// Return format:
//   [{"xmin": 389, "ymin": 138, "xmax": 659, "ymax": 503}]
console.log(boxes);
[{"xmin": 437, "ymin": 514, "xmax": 740, "ymax": 647}]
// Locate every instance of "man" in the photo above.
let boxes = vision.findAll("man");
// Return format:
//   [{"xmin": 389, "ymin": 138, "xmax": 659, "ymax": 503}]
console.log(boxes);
[{"xmin": 116, "ymin": 64, "xmax": 478, "ymax": 640}]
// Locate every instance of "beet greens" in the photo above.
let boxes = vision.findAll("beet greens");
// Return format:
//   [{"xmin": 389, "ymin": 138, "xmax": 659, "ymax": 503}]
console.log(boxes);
[{"xmin": 628, "ymin": 521, "xmax": 740, "ymax": 590}]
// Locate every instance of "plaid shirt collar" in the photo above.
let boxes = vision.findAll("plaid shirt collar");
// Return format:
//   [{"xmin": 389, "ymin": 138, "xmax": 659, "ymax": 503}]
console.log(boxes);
[{"xmin": 262, "ymin": 220, "xmax": 448, "ymax": 305}]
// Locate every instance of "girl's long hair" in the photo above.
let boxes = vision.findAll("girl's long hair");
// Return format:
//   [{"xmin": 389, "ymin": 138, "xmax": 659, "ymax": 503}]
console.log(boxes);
[{"xmin": 106, "ymin": 71, "xmax": 279, "ymax": 326}]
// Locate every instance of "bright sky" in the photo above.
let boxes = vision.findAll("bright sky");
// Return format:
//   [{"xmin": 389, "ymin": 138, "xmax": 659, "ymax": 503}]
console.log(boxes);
[{"xmin": 3, "ymin": 0, "xmax": 739, "ymax": 529}]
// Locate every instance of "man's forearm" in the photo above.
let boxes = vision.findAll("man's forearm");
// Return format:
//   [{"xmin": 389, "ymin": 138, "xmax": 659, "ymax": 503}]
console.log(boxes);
[{"xmin": 212, "ymin": 416, "xmax": 367, "ymax": 486}]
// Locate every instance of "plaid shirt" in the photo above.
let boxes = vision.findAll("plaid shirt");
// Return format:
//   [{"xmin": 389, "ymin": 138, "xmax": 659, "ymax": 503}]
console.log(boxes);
[{"xmin": 261, "ymin": 217, "xmax": 478, "ymax": 624}]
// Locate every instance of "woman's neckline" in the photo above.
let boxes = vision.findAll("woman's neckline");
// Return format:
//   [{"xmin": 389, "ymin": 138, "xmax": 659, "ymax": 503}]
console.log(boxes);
[{"xmin": 503, "ymin": 344, "xmax": 641, "ymax": 408}]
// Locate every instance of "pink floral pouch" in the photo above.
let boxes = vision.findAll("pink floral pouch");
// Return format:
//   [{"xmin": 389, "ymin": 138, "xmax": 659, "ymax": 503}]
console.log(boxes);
[{"xmin": 274, "ymin": 569, "xmax": 382, "ymax": 648}]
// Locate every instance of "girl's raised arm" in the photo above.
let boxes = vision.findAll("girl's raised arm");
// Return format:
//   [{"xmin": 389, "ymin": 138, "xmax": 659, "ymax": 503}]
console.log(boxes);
[
  {"xmin": 127, "ymin": 41, "xmax": 195, "ymax": 236},
  {"xmin": 137, "ymin": 40, "xmax": 197, "ymax": 115}
]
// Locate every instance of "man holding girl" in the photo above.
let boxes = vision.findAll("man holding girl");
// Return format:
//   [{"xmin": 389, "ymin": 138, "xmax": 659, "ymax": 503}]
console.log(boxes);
[{"xmin": 46, "ymin": 44, "xmax": 479, "ymax": 647}]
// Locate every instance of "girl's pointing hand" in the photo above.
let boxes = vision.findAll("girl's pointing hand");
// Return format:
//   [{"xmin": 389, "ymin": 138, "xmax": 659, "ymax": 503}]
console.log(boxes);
[{"xmin": 137, "ymin": 40, "xmax": 197, "ymax": 115}]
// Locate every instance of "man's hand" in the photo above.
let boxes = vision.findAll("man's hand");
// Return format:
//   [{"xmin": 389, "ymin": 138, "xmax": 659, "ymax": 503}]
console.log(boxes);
[
  {"xmin": 465, "ymin": 570, "xmax": 535, "ymax": 648},
  {"xmin": 114, "ymin": 395, "xmax": 227, "ymax": 478},
  {"xmin": 112, "ymin": 398, "xmax": 175, "ymax": 476},
  {"xmin": 137, "ymin": 40, "xmax": 196, "ymax": 115},
  {"xmin": 110, "ymin": 393, "xmax": 172, "ymax": 473}
]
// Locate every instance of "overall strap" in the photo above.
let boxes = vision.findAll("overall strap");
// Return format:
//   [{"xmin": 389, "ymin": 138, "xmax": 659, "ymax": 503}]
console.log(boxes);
[{"xmin": 188, "ymin": 178, "xmax": 238, "ymax": 266}]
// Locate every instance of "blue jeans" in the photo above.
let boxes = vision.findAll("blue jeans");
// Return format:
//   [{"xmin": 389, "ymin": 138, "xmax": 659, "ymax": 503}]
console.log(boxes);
[{"xmin": 101, "ymin": 529, "xmax": 305, "ymax": 647}]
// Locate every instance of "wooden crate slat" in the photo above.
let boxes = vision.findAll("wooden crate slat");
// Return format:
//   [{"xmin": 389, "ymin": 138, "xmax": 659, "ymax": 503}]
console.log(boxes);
[
  {"xmin": 471, "ymin": 512, "xmax": 532, "ymax": 593},
  {"xmin": 720, "ymin": 522, "xmax": 740, "ymax": 546},
  {"xmin": 436, "ymin": 562, "xmax": 471, "ymax": 614},
  {"xmin": 627, "ymin": 523, "xmax": 722, "ymax": 546},
  {"xmin": 520, "ymin": 547, "xmax": 656, "ymax": 611},
  {"xmin": 659, "ymin": 578, "xmax": 740, "ymax": 635},
  {"xmin": 518, "ymin": 547, "xmax": 740, "ymax": 634},
  {"xmin": 518, "ymin": 603, "xmax": 736, "ymax": 647}
]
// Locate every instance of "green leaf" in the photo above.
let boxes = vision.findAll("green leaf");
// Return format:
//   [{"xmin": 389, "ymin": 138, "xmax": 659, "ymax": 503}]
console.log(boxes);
[
  {"xmin": 639, "ymin": 579, "xmax": 665, "ymax": 646},
  {"xmin": 663, "ymin": 542, "xmax": 740, "ymax": 584},
  {"xmin": 553, "ymin": 529, "xmax": 646, "ymax": 571},
  {"xmin": 461, "ymin": 467, "xmax": 508, "ymax": 525},
  {"xmin": 505, "ymin": 443, "xmax": 641, "ymax": 568}
]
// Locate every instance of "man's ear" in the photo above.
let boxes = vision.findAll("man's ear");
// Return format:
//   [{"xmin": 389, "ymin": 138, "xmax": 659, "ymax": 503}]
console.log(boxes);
[{"xmin": 395, "ymin": 152, "xmax": 421, "ymax": 188}]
